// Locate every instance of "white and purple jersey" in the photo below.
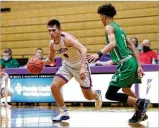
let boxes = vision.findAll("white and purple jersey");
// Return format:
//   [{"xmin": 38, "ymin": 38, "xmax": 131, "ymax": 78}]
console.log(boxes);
[
  {"xmin": 51, "ymin": 32, "xmax": 92, "ymax": 88},
  {"xmin": 50, "ymin": 32, "xmax": 82, "ymax": 68}
]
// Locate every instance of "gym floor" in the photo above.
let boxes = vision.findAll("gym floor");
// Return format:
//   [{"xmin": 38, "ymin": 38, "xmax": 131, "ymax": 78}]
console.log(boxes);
[{"xmin": 0, "ymin": 106, "xmax": 158, "ymax": 128}]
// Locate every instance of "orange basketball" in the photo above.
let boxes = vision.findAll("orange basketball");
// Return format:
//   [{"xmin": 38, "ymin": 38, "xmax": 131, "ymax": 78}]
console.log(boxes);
[{"xmin": 27, "ymin": 57, "xmax": 43, "ymax": 74}]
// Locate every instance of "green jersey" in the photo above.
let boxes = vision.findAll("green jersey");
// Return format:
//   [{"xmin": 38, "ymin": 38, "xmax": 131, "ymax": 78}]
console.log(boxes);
[
  {"xmin": 0, "ymin": 58, "xmax": 19, "ymax": 68},
  {"xmin": 105, "ymin": 22, "xmax": 132, "ymax": 63}
]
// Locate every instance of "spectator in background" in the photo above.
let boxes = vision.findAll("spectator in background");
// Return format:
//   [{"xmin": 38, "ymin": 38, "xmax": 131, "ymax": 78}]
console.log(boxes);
[
  {"xmin": 130, "ymin": 37, "xmax": 142, "ymax": 52},
  {"xmin": 94, "ymin": 53, "xmax": 113, "ymax": 66},
  {"xmin": 21, "ymin": 48, "xmax": 56, "ymax": 68},
  {"xmin": 35, "ymin": 48, "xmax": 44, "ymax": 60},
  {"xmin": 95, "ymin": 59, "xmax": 114, "ymax": 66},
  {"xmin": 0, "ymin": 48, "xmax": 19, "ymax": 68},
  {"xmin": 35, "ymin": 48, "xmax": 56, "ymax": 67},
  {"xmin": 139, "ymin": 39, "xmax": 158, "ymax": 64}
]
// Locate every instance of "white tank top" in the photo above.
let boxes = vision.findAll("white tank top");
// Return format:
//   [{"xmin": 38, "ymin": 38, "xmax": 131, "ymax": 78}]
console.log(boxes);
[
  {"xmin": 50, "ymin": 32, "xmax": 82, "ymax": 68},
  {"xmin": 0, "ymin": 73, "xmax": 8, "ymax": 88}
]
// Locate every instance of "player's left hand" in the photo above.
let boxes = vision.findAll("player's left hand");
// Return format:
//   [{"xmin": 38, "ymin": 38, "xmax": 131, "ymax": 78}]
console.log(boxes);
[
  {"xmin": 137, "ymin": 66, "xmax": 144, "ymax": 79},
  {"xmin": 80, "ymin": 67, "xmax": 86, "ymax": 80},
  {"xmin": 87, "ymin": 54, "xmax": 99, "ymax": 63}
]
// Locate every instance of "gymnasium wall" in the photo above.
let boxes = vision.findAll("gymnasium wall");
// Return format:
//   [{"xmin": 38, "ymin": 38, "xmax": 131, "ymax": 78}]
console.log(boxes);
[{"xmin": 1, "ymin": 1, "xmax": 159, "ymax": 58}]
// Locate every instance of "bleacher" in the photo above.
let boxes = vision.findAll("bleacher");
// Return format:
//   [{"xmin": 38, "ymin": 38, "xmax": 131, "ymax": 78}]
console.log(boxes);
[{"xmin": 1, "ymin": 1, "xmax": 159, "ymax": 58}]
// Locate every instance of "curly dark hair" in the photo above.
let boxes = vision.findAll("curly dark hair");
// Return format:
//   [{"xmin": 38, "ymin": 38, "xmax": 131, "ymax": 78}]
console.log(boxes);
[{"xmin": 97, "ymin": 4, "xmax": 116, "ymax": 17}]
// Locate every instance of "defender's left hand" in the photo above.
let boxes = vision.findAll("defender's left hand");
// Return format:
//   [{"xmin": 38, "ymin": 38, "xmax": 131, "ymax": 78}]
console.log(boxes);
[{"xmin": 87, "ymin": 54, "xmax": 99, "ymax": 63}]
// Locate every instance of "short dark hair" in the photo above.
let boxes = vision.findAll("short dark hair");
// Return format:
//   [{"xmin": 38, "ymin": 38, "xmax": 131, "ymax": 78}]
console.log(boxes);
[
  {"xmin": 4, "ymin": 48, "xmax": 12, "ymax": 56},
  {"xmin": 36, "ymin": 48, "xmax": 43, "ymax": 51},
  {"xmin": 97, "ymin": 4, "xmax": 116, "ymax": 17},
  {"xmin": 47, "ymin": 19, "xmax": 61, "ymax": 29},
  {"xmin": 0, "ymin": 64, "xmax": 5, "ymax": 69}
]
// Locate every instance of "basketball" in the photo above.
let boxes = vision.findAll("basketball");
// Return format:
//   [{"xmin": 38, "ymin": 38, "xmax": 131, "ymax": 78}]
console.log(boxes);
[{"xmin": 27, "ymin": 57, "xmax": 43, "ymax": 74}]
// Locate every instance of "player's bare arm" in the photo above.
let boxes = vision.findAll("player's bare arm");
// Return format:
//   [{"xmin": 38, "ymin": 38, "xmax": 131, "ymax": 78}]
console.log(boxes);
[
  {"xmin": 126, "ymin": 37, "xmax": 144, "ymax": 78},
  {"xmin": 64, "ymin": 36, "xmax": 87, "ymax": 80},
  {"xmin": 87, "ymin": 25, "xmax": 116, "ymax": 63},
  {"xmin": 101, "ymin": 25, "xmax": 116, "ymax": 54},
  {"xmin": 42, "ymin": 43, "xmax": 55, "ymax": 65}
]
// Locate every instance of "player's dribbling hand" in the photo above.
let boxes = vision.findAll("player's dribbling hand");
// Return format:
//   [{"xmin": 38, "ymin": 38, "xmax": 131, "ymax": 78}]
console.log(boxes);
[
  {"xmin": 80, "ymin": 67, "xmax": 86, "ymax": 80},
  {"xmin": 87, "ymin": 54, "xmax": 99, "ymax": 63},
  {"xmin": 137, "ymin": 66, "xmax": 144, "ymax": 79}
]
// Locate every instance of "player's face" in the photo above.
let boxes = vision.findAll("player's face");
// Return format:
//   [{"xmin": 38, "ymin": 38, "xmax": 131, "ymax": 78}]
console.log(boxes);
[
  {"xmin": 48, "ymin": 25, "xmax": 61, "ymax": 40},
  {"xmin": 100, "ymin": 14, "xmax": 106, "ymax": 26}
]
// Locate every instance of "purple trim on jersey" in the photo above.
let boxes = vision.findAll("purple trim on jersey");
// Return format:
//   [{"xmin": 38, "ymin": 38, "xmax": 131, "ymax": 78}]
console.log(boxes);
[
  {"xmin": 55, "ymin": 74, "xmax": 68, "ymax": 83},
  {"xmin": 80, "ymin": 86, "xmax": 92, "ymax": 89}
]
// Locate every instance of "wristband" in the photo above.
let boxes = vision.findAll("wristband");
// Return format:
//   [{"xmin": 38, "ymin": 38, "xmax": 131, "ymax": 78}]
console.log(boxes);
[{"xmin": 97, "ymin": 51, "xmax": 103, "ymax": 58}]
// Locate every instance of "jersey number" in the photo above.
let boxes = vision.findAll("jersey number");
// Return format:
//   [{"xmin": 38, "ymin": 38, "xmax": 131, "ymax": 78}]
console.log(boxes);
[{"xmin": 122, "ymin": 34, "xmax": 128, "ymax": 47}]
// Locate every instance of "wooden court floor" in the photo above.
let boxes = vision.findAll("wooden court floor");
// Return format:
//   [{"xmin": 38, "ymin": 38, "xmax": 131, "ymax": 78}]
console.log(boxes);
[{"xmin": 0, "ymin": 106, "xmax": 158, "ymax": 128}]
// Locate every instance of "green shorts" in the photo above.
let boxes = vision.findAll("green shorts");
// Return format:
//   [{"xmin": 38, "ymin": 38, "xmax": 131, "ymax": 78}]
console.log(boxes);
[{"xmin": 110, "ymin": 56, "xmax": 141, "ymax": 88}]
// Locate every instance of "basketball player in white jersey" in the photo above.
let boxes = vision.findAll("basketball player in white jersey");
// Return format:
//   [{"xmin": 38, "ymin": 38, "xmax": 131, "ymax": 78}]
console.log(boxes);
[
  {"xmin": 42, "ymin": 19, "xmax": 102, "ymax": 122},
  {"xmin": 0, "ymin": 64, "xmax": 14, "ymax": 108}
]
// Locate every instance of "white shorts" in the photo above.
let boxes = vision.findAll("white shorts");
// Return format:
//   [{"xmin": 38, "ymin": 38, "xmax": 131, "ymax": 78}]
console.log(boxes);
[{"xmin": 55, "ymin": 62, "xmax": 92, "ymax": 89}]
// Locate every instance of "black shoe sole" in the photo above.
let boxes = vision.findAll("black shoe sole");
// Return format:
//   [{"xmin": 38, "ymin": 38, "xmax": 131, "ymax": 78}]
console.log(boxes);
[{"xmin": 52, "ymin": 116, "xmax": 70, "ymax": 122}]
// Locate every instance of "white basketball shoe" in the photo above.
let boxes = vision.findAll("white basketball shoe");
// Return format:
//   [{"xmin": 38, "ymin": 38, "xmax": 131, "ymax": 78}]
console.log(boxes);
[{"xmin": 52, "ymin": 109, "xmax": 70, "ymax": 122}]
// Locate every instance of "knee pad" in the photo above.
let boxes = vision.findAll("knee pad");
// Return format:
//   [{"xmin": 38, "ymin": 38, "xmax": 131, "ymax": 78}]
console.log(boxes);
[{"xmin": 105, "ymin": 91, "xmax": 112, "ymax": 100}]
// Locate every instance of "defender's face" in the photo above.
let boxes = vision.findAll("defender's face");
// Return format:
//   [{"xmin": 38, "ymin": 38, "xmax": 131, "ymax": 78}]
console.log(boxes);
[
  {"xmin": 100, "ymin": 14, "xmax": 106, "ymax": 26},
  {"xmin": 48, "ymin": 25, "xmax": 61, "ymax": 40}
]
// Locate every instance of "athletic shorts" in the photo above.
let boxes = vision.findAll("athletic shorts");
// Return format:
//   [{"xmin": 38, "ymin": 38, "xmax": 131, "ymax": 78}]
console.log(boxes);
[
  {"xmin": 55, "ymin": 62, "xmax": 92, "ymax": 89},
  {"xmin": 110, "ymin": 56, "xmax": 141, "ymax": 88},
  {"xmin": 0, "ymin": 87, "xmax": 5, "ymax": 97}
]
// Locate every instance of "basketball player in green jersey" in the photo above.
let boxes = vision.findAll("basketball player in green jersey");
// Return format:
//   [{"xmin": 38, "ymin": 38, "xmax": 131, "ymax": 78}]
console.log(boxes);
[{"xmin": 87, "ymin": 4, "xmax": 150, "ymax": 123}]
